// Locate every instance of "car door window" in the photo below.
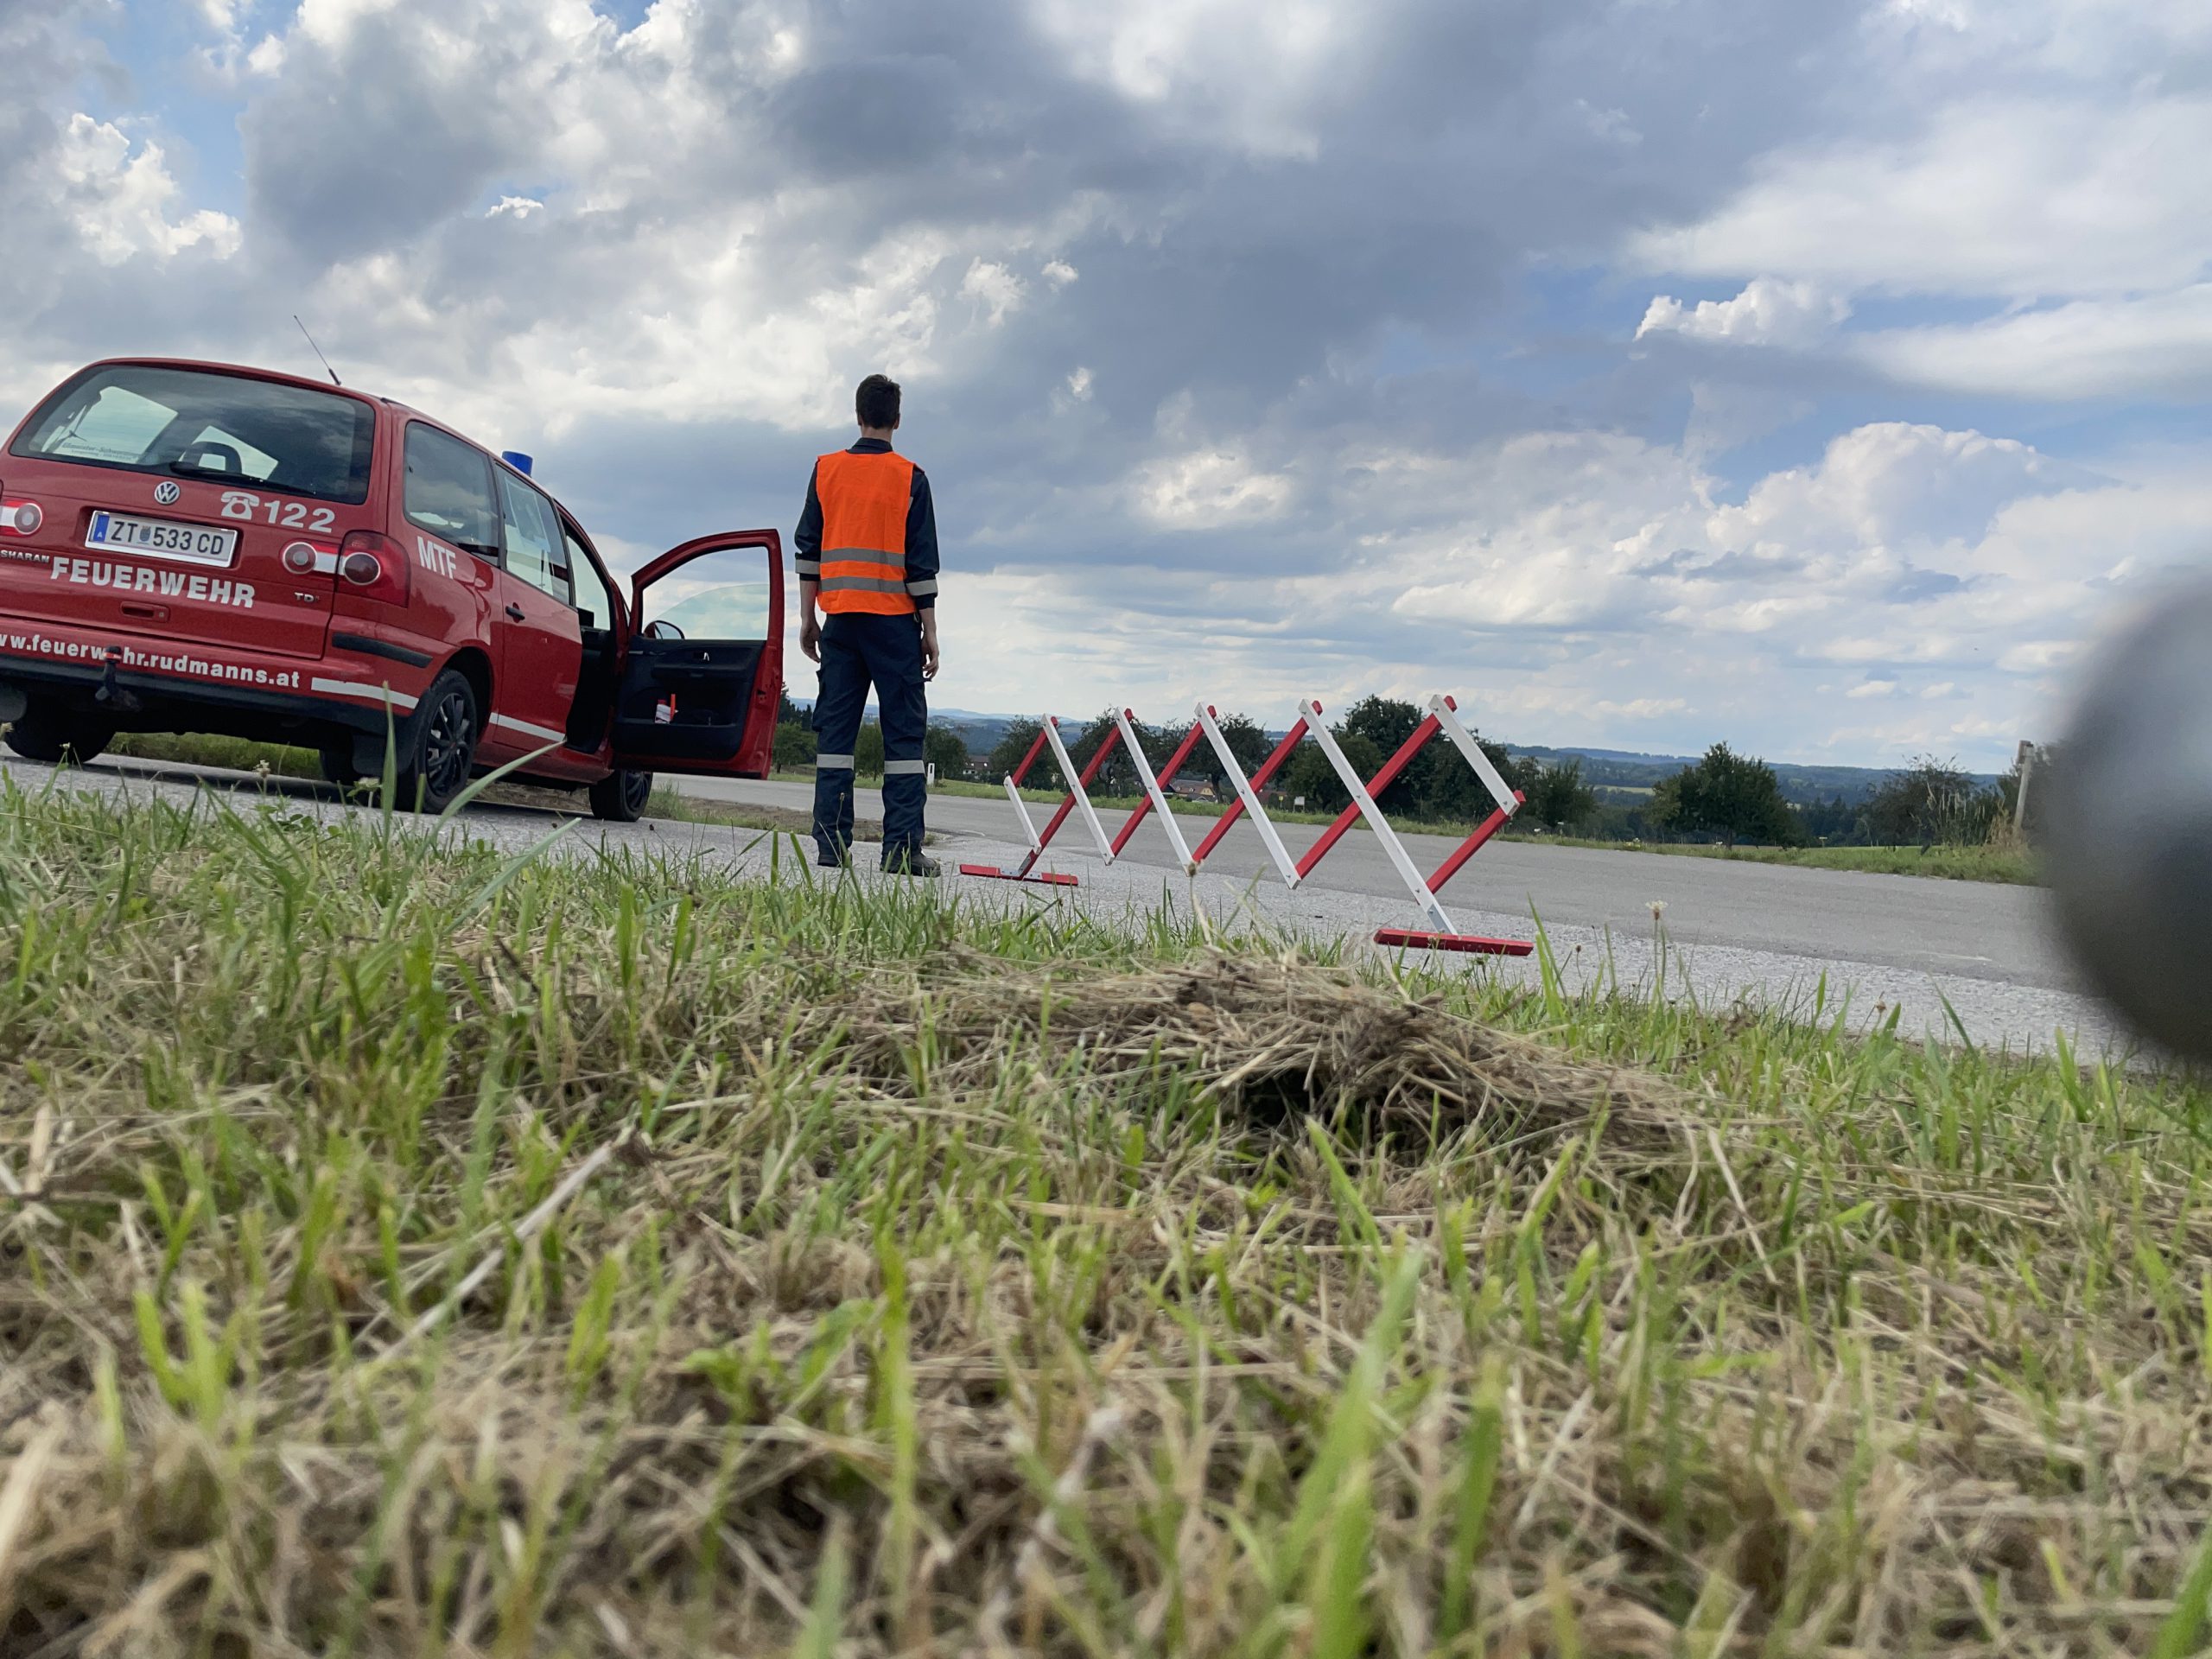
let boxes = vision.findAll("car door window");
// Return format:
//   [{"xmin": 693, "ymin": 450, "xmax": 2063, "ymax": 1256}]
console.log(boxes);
[
  {"xmin": 636, "ymin": 548, "xmax": 771, "ymax": 639},
  {"xmin": 497, "ymin": 473, "xmax": 572, "ymax": 605},
  {"xmin": 566, "ymin": 531, "xmax": 616, "ymax": 630},
  {"xmin": 404, "ymin": 425, "xmax": 500, "ymax": 558}
]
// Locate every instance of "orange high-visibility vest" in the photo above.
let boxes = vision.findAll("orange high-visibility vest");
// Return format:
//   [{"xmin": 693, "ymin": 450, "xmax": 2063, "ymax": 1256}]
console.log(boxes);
[{"xmin": 813, "ymin": 449, "xmax": 917, "ymax": 617}]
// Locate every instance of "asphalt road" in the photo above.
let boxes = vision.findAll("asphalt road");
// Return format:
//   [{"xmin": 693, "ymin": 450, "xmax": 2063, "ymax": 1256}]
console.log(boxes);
[{"xmin": 673, "ymin": 774, "xmax": 2074, "ymax": 992}]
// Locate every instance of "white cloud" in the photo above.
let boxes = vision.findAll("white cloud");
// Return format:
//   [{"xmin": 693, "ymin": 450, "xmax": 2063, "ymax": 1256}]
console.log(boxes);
[
  {"xmin": 1634, "ymin": 96, "xmax": 2212, "ymax": 299},
  {"xmin": 1592, "ymin": 698, "xmax": 1686, "ymax": 719},
  {"xmin": 54, "ymin": 116, "xmax": 242, "ymax": 264},
  {"xmin": 1847, "ymin": 679, "xmax": 1898, "ymax": 699},
  {"xmin": 1029, "ymin": 0, "xmax": 1350, "ymax": 156},
  {"xmin": 1998, "ymin": 639, "xmax": 2082, "ymax": 673},
  {"xmin": 1854, "ymin": 284, "xmax": 2212, "ymax": 398},
  {"xmin": 1707, "ymin": 422, "xmax": 2069, "ymax": 558},
  {"xmin": 959, "ymin": 260, "xmax": 1027, "ymax": 327},
  {"xmin": 1130, "ymin": 449, "xmax": 1294, "ymax": 529},
  {"xmin": 486, "ymin": 195, "xmax": 544, "ymax": 219},
  {"xmin": 1637, "ymin": 278, "xmax": 1849, "ymax": 348},
  {"xmin": 1042, "ymin": 259, "xmax": 1078, "ymax": 287}
]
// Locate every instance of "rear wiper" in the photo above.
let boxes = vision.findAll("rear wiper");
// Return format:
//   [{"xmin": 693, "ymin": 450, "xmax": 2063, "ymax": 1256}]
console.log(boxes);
[{"xmin": 166, "ymin": 461, "xmax": 246, "ymax": 483}]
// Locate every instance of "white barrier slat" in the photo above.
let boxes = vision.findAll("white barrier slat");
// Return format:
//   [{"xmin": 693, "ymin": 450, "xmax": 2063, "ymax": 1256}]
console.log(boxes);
[
  {"xmin": 1040, "ymin": 716, "xmax": 1117, "ymax": 863},
  {"xmin": 1427, "ymin": 695, "xmax": 1521, "ymax": 819},
  {"xmin": 1300, "ymin": 697, "xmax": 1455, "ymax": 934},
  {"xmin": 1002, "ymin": 773, "xmax": 1044, "ymax": 852},
  {"xmin": 1194, "ymin": 701, "xmax": 1303, "ymax": 887},
  {"xmin": 1115, "ymin": 707, "xmax": 1197, "ymax": 873}
]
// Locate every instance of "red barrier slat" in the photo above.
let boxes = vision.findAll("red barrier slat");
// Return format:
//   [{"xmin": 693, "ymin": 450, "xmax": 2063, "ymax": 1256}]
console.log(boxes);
[
  {"xmin": 959, "ymin": 863, "xmax": 1078, "ymax": 887},
  {"xmin": 1005, "ymin": 725, "xmax": 1052, "ymax": 789},
  {"xmin": 1373, "ymin": 927, "xmax": 1534, "ymax": 958},
  {"xmin": 1427, "ymin": 791, "xmax": 1524, "ymax": 893},
  {"xmin": 1111, "ymin": 715, "xmax": 1208, "ymax": 855},
  {"xmin": 1294, "ymin": 715, "xmax": 1440, "ymax": 879},
  {"xmin": 1192, "ymin": 717, "xmax": 1307, "ymax": 865}
]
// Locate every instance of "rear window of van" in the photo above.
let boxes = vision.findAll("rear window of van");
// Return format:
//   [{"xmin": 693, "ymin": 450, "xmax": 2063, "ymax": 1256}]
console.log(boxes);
[{"xmin": 10, "ymin": 365, "xmax": 378, "ymax": 505}]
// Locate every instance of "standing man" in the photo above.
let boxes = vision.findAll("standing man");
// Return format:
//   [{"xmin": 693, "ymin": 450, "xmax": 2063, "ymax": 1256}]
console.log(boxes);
[{"xmin": 796, "ymin": 373, "xmax": 943, "ymax": 874}]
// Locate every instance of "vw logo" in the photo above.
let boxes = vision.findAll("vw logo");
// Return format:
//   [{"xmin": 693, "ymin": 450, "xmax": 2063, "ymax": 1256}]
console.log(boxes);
[{"xmin": 153, "ymin": 481, "xmax": 181, "ymax": 506}]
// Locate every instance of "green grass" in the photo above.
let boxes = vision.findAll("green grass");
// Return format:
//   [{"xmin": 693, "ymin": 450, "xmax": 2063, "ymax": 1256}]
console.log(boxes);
[
  {"xmin": 0, "ymin": 770, "xmax": 2202, "ymax": 1655},
  {"xmin": 110, "ymin": 729, "xmax": 326, "ymax": 782}
]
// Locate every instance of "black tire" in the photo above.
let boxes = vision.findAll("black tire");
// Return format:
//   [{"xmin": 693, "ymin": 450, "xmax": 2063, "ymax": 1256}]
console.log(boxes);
[
  {"xmin": 397, "ymin": 670, "xmax": 480, "ymax": 814},
  {"xmin": 4, "ymin": 700, "xmax": 117, "ymax": 766},
  {"xmin": 589, "ymin": 768, "xmax": 654, "ymax": 823}
]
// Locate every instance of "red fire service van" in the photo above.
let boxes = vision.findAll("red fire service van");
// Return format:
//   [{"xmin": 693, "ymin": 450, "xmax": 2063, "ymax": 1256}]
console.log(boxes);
[{"xmin": 0, "ymin": 359, "xmax": 783, "ymax": 817}]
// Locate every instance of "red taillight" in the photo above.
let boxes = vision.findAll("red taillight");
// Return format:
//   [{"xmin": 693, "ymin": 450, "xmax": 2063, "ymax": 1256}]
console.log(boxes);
[
  {"xmin": 0, "ymin": 499, "xmax": 43, "ymax": 537},
  {"xmin": 336, "ymin": 530, "xmax": 411, "ymax": 607}
]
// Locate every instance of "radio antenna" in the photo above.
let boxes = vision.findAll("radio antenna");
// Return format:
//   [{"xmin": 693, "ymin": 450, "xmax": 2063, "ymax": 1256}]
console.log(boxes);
[{"xmin": 294, "ymin": 315, "xmax": 342, "ymax": 386}]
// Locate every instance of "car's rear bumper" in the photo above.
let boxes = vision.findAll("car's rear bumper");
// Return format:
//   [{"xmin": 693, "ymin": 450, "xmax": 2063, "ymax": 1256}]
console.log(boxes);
[{"xmin": 0, "ymin": 614, "xmax": 423, "ymax": 736}]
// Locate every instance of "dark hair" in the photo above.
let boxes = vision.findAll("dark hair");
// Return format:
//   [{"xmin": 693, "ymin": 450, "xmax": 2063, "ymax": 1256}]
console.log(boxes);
[{"xmin": 855, "ymin": 373, "xmax": 901, "ymax": 429}]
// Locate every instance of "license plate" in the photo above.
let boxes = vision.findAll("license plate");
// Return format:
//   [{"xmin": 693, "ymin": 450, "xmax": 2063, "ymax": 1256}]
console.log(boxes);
[{"xmin": 86, "ymin": 512, "xmax": 238, "ymax": 568}]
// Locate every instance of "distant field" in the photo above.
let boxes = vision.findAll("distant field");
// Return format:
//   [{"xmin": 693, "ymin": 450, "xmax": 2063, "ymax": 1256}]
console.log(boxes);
[{"xmin": 0, "ymin": 778, "xmax": 2200, "ymax": 1654}]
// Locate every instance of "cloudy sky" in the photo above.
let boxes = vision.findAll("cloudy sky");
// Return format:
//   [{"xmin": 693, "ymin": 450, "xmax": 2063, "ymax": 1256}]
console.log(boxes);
[{"xmin": 5, "ymin": 0, "xmax": 2209, "ymax": 766}]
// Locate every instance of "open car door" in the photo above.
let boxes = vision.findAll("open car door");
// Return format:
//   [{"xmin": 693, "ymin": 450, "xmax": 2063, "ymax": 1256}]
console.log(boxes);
[{"xmin": 609, "ymin": 529, "xmax": 785, "ymax": 778}]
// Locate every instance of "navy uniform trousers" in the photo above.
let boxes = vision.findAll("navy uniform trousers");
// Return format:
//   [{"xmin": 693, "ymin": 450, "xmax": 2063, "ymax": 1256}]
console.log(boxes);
[{"xmin": 810, "ymin": 611, "xmax": 927, "ymax": 865}]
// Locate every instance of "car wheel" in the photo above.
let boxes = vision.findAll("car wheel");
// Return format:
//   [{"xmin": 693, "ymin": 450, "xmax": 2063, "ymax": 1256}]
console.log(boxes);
[
  {"xmin": 4, "ymin": 700, "xmax": 117, "ymax": 766},
  {"xmin": 397, "ymin": 670, "xmax": 480, "ymax": 814},
  {"xmin": 589, "ymin": 768, "xmax": 654, "ymax": 823}
]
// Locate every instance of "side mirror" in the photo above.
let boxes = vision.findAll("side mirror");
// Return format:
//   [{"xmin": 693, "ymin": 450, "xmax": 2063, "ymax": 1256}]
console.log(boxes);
[{"xmin": 645, "ymin": 619, "xmax": 686, "ymax": 642}]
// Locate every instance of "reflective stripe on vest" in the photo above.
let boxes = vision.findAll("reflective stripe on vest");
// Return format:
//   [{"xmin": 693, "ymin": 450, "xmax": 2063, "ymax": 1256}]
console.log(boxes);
[{"xmin": 813, "ymin": 449, "xmax": 917, "ymax": 616}]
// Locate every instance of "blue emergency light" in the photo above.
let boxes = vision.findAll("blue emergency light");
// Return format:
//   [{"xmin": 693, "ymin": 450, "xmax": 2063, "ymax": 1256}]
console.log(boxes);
[{"xmin": 501, "ymin": 451, "xmax": 534, "ymax": 476}]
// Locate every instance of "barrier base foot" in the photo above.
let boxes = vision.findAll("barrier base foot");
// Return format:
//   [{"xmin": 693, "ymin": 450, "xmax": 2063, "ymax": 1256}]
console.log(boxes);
[
  {"xmin": 1374, "ymin": 927, "xmax": 1534, "ymax": 957},
  {"xmin": 958, "ymin": 863, "xmax": 1081, "ymax": 887}
]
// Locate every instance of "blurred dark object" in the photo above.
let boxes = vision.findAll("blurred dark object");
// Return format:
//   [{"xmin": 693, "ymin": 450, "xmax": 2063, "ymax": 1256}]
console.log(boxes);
[{"xmin": 2044, "ymin": 575, "xmax": 2212, "ymax": 1063}]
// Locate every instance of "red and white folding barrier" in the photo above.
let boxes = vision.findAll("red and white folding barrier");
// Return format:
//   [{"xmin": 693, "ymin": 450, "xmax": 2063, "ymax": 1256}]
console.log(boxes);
[{"xmin": 960, "ymin": 695, "xmax": 1533, "ymax": 957}]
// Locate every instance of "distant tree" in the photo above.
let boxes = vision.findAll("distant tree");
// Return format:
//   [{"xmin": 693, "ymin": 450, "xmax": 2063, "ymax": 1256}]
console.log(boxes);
[
  {"xmin": 1065, "ymin": 709, "xmax": 1157, "ymax": 795},
  {"xmin": 924, "ymin": 725, "xmax": 969, "ymax": 781},
  {"xmin": 1337, "ymin": 696, "xmax": 1426, "ymax": 815},
  {"xmin": 1653, "ymin": 743, "xmax": 1800, "ymax": 846},
  {"xmin": 855, "ymin": 721, "xmax": 884, "ymax": 779},
  {"xmin": 772, "ymin": 721, "xmax": 816, "ymax": 771},
  {"xmin": 987, "ymin": 720, "xmax": 1046, "ymax": 783},
  {"xmin": 1798, "ymin": 792, "xmax": 1868, "ymax": 845},
  {"xmin": 778, "ymin": 686, "xmax": 804, "ymax": 726},
  {"xmin": 1864, "ymin": 754, "xmax": 2002, "ymax": 846},
  {"xmin": 1283, "ymin": 731, "xmax": 1382, "ymax": 814},
  {"xmin": 1524, "ymin": 759, "xmax": 1598, "ymax": 832},
  {"xmin": 1204, "ymin": 712, "xmax": 1274, "ymax": 791}
]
